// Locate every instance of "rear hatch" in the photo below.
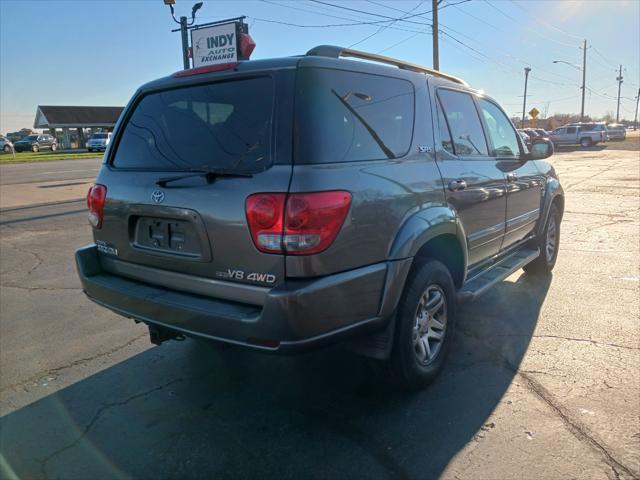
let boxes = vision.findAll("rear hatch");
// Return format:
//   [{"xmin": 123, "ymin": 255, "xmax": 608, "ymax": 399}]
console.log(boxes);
[{"xmin": 93, "ymin": 69, "xmax": 294, "ymax": 294}]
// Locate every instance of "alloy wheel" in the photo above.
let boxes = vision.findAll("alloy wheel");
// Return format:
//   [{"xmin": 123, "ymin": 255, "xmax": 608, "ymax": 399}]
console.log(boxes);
[{"xmin": 413, "ymin": 285, "xmax": 448, "ymax": 365}]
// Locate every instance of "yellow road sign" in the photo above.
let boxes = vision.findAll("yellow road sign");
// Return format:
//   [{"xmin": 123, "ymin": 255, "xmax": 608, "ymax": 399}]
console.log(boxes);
[{"xmin": 529, "ymin": 107, "xmax": 540, "ymax": 119}]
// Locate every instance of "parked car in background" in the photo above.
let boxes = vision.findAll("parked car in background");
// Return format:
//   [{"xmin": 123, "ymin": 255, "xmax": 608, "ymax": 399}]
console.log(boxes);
[
  {"xmin": 549, "ymin": 125, "xmax": 605, "ymax": 148},
  {"xmin": 87, "ymin": 132, "xmax": 112, "ymax": 152},
  {"xmin": 0, "ymin": 135, "xmax": 14, "ymax": 153},
  {"xmin": 524, "ymin": 128, "xmax": 546, "ymax": 141},
  {"xmin": 568, "ymin": 122, "xmax": 609, "ymax": 141},
  {"xmin": 534, "ymin": 129, "xmax": 550, "ymax": 138},
  {"xmin": 76, "ymin": 45, "xmax": 562, "ymax": 391},
  {"xmin": 517, "ymin": 129, "xmax": 532, "ymax": 149},
  {"xmin": 606, "ymin": 123, "xmax": 626, "ymax": 140},
  {"xmin": 12, "ymin": 134, "xmax": 58, "ymax": 152}
]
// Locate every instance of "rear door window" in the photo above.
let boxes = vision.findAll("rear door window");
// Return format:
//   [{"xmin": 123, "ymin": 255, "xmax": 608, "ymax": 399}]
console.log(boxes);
[
  {"xmin": 567, "ymin": 127, "xmax": 577, "ymax": 134},
  {"xmin": 112, "ymin": 76, "xmax": 274, "ymax": 172},
  {"xmin": 436, "ymin": 98, "xmax": 455, "ymax": 155},
  {"xmin": 478, "ymin": 98, "xmax": 521, "ymax": 158},
  {"xmin": 295, "ymin": 68, "xmax": 414, "ymax": 163},
  {"xmin": 437, "ymin": 89, "xmax": 488, "ymax": 156}
]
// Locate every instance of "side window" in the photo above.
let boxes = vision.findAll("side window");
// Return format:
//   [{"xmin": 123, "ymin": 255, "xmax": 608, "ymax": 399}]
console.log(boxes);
[
  {"xmin": 436, "ymin": 98, "xmax": 455, "ymax": 155},
  {"xmin": 437, "ymin": 89, "xmax": 488, "ymax": 156},
  {"xmin": 567, "ymin": 127, "xmax": 577, "ymax": 134},
  {"xmin": 478, "ymin": 99, "xmax": 521, "ymax": 158},
  {"xmin": 555, "ymin": 128, "xmax": 565, "ymax": 134},
  {"xmin": 295, "ymin": 68, "xmax": 415, "ymax": 163}
]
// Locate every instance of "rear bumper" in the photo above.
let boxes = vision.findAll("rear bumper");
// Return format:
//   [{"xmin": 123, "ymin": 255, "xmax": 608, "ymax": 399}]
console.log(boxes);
[{"xmin": 76, "ymin": 245, "xmax": 411, "ymax": 353}]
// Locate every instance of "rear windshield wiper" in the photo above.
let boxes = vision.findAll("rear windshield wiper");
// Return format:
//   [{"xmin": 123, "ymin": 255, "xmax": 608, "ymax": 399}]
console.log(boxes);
[{"xmin": 156, "ymin": 167, "xmax": 253, "ymax": 187}]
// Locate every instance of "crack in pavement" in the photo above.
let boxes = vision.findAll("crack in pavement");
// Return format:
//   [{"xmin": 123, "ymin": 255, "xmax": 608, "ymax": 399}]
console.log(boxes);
[
  {"xmin": 525, "ymin": 334, "xmax": 638, "ymax": 351},
  {"xmin": 39, "ymin": 378, "xmax": 183, "ymax": 480},
  {"xmin": 517, "ymin": 372, "xmax": 637, "ymax": 480},
  {"xmin": 460, "ymin": 327, "xmax": 639, "ymax": 351},
  {"xmin": 0, "ymin": 333, "xmax": 149, "ymax": 396},
  {"xmin": 0, "ymin": 284, "xmax": 81, "ymax": 292},
  {"xmin": 456, "ymin": 328, "xmax": 639, "ymax": 479}
]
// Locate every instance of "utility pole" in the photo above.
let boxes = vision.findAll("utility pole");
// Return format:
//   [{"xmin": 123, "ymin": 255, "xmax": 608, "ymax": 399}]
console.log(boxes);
[
  {"xmin": 522, "ymin": 67, "xmax": 531, "ymax": 128},
  {"xmin": 432, "ymin": 0, "xmax": 439, "ymax": 71},
  {"xmin": 164, "ymin": 0, "xmax": 203, "ymax": 70},
  {"xmin": 634, "ymin": 88, "xmax": 640, "ymax": 131},
  {"xmin": 580, "ymin": 39, "xmax": 587, "ymax": 122},
  {"xmin": 179, "ymin": 16, "xmax": 190, "ymax": 70},
  {"xmin": 615, "ymin": 64, "xmax": 624, "ymax": 123}
]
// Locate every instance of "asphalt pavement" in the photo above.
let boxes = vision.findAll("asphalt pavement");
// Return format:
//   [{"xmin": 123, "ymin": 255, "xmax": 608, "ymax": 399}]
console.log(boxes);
[
  {"xmin": 0, "ymin": 157, "xmax": 101, "ymax": 186},
  {"xmin": 0, "ymin": 145, "xmax": 638, "ymax": 479}
]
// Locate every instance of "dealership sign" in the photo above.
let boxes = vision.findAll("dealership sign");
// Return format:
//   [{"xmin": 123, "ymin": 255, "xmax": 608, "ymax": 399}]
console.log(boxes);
[{"xmin": 191, "ymin": 22, "xmax": 238, "ymax": 67}]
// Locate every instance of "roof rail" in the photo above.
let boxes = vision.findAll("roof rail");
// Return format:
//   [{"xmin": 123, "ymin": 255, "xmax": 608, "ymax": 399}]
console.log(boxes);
[{"xmin": 306, "ymin": 45, "xmax": 468, "ymax": 86}]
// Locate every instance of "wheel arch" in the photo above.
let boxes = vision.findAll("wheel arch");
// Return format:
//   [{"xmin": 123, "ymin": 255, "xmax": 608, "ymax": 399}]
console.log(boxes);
[
  {"xmin": 388, "ymin": 206, "xmax": 468, "ymax": 288},
  {"xmin": 538, "ymin": 178, "xmax": 564, "ymax": 236}
]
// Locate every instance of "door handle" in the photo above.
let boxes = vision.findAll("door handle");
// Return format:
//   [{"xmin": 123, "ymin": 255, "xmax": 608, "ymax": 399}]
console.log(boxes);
[
  {"xmin": 448, "ymin": 179, "xmax": 467, "ymax": 192},
  {"xmin": 506, "ymin": 173, "xmax": 518, "ymax": 183}
]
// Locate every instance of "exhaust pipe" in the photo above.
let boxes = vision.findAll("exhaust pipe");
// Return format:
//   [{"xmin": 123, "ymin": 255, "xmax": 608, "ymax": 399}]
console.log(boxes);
[{"xmin": 148, "ymin": 325, "xmax": 185, "ymax": 345}]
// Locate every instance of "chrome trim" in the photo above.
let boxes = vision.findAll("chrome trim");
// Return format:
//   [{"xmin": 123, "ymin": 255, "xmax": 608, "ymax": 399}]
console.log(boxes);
[
  {"xmin": 506, "ymin": 209, "xmax": 539, "ymax": 230},
  {"xmin": 468, "ymin": 221, "xmax": 506, "ymax": 250}
]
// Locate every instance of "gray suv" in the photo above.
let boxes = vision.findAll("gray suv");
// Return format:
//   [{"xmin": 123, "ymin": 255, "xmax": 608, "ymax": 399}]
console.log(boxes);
[{"xmin": 76, "ymin": 46, "xmax": 563, "ymax": 390}]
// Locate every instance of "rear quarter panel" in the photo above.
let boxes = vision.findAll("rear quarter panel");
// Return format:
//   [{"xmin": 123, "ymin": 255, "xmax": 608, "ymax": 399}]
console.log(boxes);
[{"xmin": 286, "ymin": 71, "xmax": 446, "ymax": 277}]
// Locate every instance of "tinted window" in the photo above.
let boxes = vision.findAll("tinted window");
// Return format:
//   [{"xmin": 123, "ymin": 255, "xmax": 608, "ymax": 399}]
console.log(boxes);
[
  {"xmin": 112, "ymin": 77, "xmax": 273, "ymax": 171},
  {"xmin": 567, "ymin": 127, "xmax": 577, "ymax": 134},
  {"xmin": 437, "ymin": 90, "xmax": 488, "ymax": 156},
  {"xmin": 295, "ymin": 68, "xmax": 414, "ymax": 163},
  {"xmin": 93, "ymin": 133, "xmax": 108, "ymax": 139},
  {"xmin": 478, "ymin": 99, "xmax": 521, "ymax": 157},
  {"xmin": 436, "ymin": 98, "xmax": 454, "ymax": 154}
]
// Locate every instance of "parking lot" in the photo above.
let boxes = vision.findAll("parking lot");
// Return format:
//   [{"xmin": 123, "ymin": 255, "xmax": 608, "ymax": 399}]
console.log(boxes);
[{"xmin": 1, "ymin": 139, "xmax": 638, "ymax": 479}]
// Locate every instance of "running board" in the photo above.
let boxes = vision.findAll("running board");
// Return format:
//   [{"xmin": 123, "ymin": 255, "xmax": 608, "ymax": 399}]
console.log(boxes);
[{"xmin": 458, "ymin": 247, "xmax": 540, "ymax": 302}]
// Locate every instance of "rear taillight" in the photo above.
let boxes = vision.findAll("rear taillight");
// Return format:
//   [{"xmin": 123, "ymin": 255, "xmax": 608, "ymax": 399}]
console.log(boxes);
[
  {"xmin": 86, "ymin": 184, "xmax": 107, "ymax": 228},
  {"xmin": 246, "ymin": 191, "xmax": 351, "ymax": 255}
]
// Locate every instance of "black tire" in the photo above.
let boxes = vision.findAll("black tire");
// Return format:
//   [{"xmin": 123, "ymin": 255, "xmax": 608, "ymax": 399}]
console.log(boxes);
[
  {"xmin": 524, "ymin": 203, "xmax": 560, "ymax": 275},
  {"xmin": 88, "ymin": 148, "xmax": 93, "ymax": 152},
  {"xmin": 374, "ymin": 259, "xmax": 456, "ymax": 391},
  {"xmin": 580, "ymin": 137, "xmax": 592, "ymax": 148},
  {"xmin": 32, "ymin": 144, "xmax": 39, "ymax": 152}
]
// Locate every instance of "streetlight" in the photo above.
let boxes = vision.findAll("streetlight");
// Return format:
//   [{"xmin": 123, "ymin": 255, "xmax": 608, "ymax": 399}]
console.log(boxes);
[
  {"xmin": 552, "ymin": 39, "xmax": 588, "ymax": 122},
  {"xmin": 164, "ymin": 0, "xmax": 204, "ymax": 70}
]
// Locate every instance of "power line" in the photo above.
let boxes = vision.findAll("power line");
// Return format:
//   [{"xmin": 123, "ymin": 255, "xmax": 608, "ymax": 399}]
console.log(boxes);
[
  {"xmin": 509, "ymin": 0, "xmax": 584, "ymax": 41},
  {"xmin": 256, "ymin": 0, "xmax": 426, "ymax": 30},
  {"xmin": 591, "ymin": 46, "xmax": 619, "ymax": 69},
  {"xmin": 348, "ymin": 1, "xmax": 425, "ymax": 48},
  {"xmin": 310, "ymin": 0, "xmax": 434, "ymax": 26},
  {"xmin": 477, "ymin": 1, "xmax": 580, "ymax": 49}
]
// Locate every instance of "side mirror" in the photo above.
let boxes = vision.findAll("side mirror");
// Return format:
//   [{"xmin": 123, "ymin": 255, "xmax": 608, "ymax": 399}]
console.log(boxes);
[{"xmin": 529, "ymin": 139, "xmax": 554, "ymax": 160}]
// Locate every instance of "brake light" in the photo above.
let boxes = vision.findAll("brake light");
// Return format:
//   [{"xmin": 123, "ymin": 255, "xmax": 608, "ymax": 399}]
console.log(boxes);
[
  {"xmin": 86, "ymin": 184, "xmax": 107, "ymax": 228},
  {"xmin": 246, "ymin": 193, "xmax": 286, "ymax": 253},
  {"xmin": 173, "ymin": 62, "xmax": 239, "ymax": 77},
  {"xmin": 246, "ymin": 191, "xmax": 351, "ymax": 255}
]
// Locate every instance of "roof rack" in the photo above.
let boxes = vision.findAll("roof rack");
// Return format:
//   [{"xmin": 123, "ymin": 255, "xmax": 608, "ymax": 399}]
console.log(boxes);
[{"xmin": 306, "ymin": 45, "xmax": 468, "ymax": 86}]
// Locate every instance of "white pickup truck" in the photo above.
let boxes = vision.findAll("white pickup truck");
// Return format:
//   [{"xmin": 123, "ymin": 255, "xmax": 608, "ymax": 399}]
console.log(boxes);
[{"xmin": 549, "ymin": 123, "xmax": 607, "ymax": 148}]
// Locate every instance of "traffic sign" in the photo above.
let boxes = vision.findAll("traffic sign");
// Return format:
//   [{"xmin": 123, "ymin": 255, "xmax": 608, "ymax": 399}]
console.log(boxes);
[{"xmin": 529, "ymin": 107, "xmax": 540, "ymax": 119}]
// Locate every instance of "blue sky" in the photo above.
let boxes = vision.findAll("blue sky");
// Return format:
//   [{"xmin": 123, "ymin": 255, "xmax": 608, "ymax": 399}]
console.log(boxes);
[{"xmin": 1, "ymin": 0, "xmax": 638, "ymax": 134}]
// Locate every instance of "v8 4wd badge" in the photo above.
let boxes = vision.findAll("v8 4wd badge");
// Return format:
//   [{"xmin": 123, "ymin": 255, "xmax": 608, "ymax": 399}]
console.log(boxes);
[{"xmin": 216, "ymin": 269, "xmax": 276, "ymax": 284}]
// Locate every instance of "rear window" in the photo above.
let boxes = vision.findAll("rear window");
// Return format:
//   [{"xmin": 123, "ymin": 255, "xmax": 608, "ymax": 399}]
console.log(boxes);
[
  {"xmin": 295, "ymin": 68, "xmax": 414, "ymax": 163},
  {"xmin": 93, "ymin": 133, "xmax": 108, "ymax": 139},
  {"xmin": 112, "ymin": 77, "xmax": 274, "ymax": 171}
]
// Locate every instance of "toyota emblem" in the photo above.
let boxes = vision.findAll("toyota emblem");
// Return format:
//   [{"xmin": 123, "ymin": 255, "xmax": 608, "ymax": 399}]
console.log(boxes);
[{"xmin": 151, "ymin": 190, "xmax": 165, "ymax": 204}]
